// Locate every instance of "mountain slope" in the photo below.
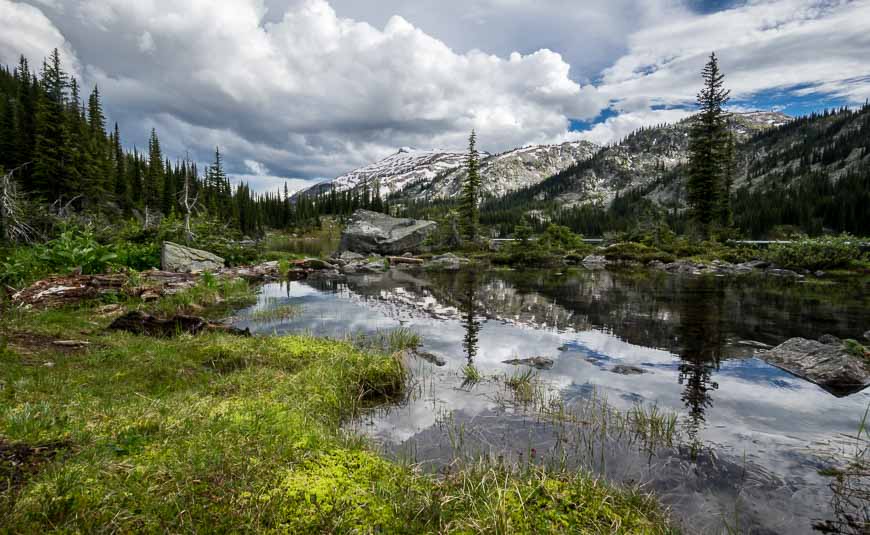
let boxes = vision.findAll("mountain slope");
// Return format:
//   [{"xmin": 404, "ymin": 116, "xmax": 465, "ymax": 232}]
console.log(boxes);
[{"xmin": 296, "ymin": 140, "xmax": 599, "ymax": 202}]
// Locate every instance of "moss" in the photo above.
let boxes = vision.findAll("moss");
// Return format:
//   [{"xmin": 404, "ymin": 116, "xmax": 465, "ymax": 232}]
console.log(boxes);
[{"xmin": 0, "ymin": 298, "xmax": 674, "ymax": 533}]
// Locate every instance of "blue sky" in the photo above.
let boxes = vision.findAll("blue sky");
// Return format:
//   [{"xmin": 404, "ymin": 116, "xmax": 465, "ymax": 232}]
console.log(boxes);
[{"xmin": 1, "ymin": 0, "xmax": 868, "ymax": 192}]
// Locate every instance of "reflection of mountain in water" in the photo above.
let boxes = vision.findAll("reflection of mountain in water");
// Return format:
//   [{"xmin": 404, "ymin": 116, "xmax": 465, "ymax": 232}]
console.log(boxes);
[{"xmin": 306, "ymin": 268, "xmax": 868, "ymax": 352}]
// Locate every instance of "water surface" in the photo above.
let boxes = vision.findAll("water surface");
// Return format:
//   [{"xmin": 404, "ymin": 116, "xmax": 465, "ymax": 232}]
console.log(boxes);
[{"xmin": 234, "ymin": 268, "xmax": 870, "ymax": 534}]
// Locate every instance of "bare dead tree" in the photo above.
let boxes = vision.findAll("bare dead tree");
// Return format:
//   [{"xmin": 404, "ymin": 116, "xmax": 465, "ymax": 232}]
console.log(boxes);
[
  {"xmin": 178, "ymin": 153, "xmax": 200, "ymax": 243},
  {"xmin": 0, "ymin": 162, "xmax": 35, "ymax": 243}
]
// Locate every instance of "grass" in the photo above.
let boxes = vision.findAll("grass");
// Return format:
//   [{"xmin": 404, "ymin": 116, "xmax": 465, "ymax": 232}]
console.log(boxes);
[
  {"xmin": 243, "ymin": 302, "xmax": 303, "ymax": 323},
  {"xmin": 505, "ymin": 368, "xmax": 539, "ymax": 405},
  {"xmin": 462, "ymin": 364, "xmax": 482, "ymax": 385},
  {"xmin": 0, "ymin": 287, "xmax": 676, "ymax": 533}
]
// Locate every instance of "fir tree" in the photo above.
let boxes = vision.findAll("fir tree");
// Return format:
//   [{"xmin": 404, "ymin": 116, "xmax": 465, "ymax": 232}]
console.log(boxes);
[
  {"xmin": 32, "ymin": 49, "xmax": 70, "ymax": 200},
  {"xmin": 144, "ymin": 128, "xmax": 163, "ymax": 212},
  {"xmin": 459, "ymin": 130, "xmax": 481, "ymax": 242},
  {"xmin": 687, "ymin": 52, "xmax": 731, "ymax": 236},
  {"xmin": 0, "ymin": 95, "xmax": 16, "ymax": 170}
]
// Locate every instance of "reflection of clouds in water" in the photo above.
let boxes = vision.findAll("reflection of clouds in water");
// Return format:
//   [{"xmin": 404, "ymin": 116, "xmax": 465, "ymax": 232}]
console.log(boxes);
[{"xmin": 235, "ymin": 273, "xmax": 870, "ymax": 529}]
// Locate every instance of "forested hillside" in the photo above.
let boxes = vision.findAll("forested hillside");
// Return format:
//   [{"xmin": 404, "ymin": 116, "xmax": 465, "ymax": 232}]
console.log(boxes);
[{"xmin": 474, "ymin": 106, "xmax": 870, "ymax": 238}]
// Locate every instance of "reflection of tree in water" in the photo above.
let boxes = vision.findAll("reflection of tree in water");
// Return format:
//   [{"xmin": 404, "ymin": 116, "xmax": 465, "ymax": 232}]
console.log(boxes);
[
  {"xmin": 460, "ymin": 270, "xmax": 482, "ymax": 365},
  {"xmin": 676, "ymin": 278, "xmax": 725, "ymax": 447}
]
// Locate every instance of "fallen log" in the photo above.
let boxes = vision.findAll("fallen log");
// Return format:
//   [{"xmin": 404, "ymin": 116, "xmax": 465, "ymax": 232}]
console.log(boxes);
[
  {"xmin": 387, "ymin": 256, "xmax": 424, "ymax": 265},
  {"xmin": 108, "ymin": 311, "xmax": 251, "ymax": 338}
]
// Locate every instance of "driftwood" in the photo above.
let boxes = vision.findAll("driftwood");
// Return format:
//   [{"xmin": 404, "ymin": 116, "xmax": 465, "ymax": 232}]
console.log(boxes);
[
  {"xmin": 12, "ymin": 262, "xmax": 282, "ymax": 309},
  {"xmin": 387, "ymin": 256, "xmax": 424, "ymax": 265},
  {"xmin": 108, "ymin": 311, "xmax": 250, "ymax": 338}
]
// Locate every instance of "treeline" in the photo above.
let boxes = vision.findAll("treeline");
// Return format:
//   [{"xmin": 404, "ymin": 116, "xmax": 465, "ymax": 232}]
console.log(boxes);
[{"xmin": 0, "ymin": 49, "xmax": 393, "ymax": 241}]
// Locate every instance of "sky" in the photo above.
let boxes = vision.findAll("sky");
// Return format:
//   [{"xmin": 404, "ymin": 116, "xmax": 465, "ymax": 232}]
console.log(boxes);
[{"xmin": 1, "ymin": 0, "xmax": 869, "ymax": 194}]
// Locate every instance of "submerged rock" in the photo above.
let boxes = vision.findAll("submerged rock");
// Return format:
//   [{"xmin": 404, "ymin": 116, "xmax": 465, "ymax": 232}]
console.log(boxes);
[
  {"xmin": 414, "ymin": 350, "xmax": 447, "ymax": 367},
  {"xmin": 759, "ymin": 337, "xmax": 870, "ymax": 396},
  {"xmin": 339, "ymin": 209, "xmax": 437, "ymax": 255},
  {"xmin": 610, "ymin": 364, "xmax": 648, "ymax": 375},
  {"xmin": 161, "ymin": 242, "xmax": 224, "ymax": 273},
  {"xmin": 502, "ymin": 356, "xmax": 555, "ymax": 370}
]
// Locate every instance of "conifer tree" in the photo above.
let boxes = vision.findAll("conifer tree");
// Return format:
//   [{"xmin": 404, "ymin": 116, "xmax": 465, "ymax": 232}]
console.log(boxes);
[
  {"xmin": 112, "ymin": 123, "xmax": 129, "ymax": 208},
  {"xmin": 687, "ymin": 52, "xmax": 731, "ymax": 237},
  {"xmin": 0, "ymin": 95, "xmax": 16, "ymax": 170},
  {"xmin": 144, "ymin": 128, "xmax": 163, "ymax": 212},
  {"xmin": 459, "ymin": 130, "xmax": 480, "ymax": 242},
  {"xmin": 32, "ymin": 49, "xmax": 70, "ymax": 200}
]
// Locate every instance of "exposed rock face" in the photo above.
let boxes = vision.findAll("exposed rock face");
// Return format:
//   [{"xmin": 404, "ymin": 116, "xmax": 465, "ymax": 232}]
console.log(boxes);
[
  {"xmin": 161, "ymin": 242, "xmax": 224, "ymax": 273},
  {"xmin": 339, "ymin": 210, "xmax": 436, "ymax": 255},
  {"xmin": 760, "ymin": 337, "xmax": 870, "ymax": 396}
]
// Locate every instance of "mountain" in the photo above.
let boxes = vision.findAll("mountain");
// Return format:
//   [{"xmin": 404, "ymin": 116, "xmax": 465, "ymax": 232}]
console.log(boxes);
[
  {"xmin": 295, "ymin": 140, "xmax": 599, "ymax": 201},
  {"xmin": 483, "ymin": 107, "xmax": 870, "ymax": 237},
  {"xmin": 511, "ymin": 111, "xmax": 792, "ymax": 208}
]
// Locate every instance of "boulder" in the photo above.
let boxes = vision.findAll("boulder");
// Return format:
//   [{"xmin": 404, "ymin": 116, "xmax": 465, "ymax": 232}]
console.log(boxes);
[
  {"xmin": 582, "ymin": 255, "xmax": 608, "ymax": 267},
  {"xmin": 161, "ymin": 242, "xmax": 224, "ymax": 273},
  {"xmin": 503, "ymin": 356, "xmax": 555, "ymax": 370},
  {"xmin": 339, "ymin": 210, "xmax": 436, "ymax": 255},
  {"xmin": 759, "ymin": 337, "xmax": 870, "ymax": 396},
  {"xmin": 611, "ymin": 364, "xmax": 648, "ymax": 375}
]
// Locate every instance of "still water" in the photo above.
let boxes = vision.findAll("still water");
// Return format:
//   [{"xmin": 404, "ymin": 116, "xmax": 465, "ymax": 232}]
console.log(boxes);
[{"xmin": 233, "ymin": 267, "xmax": 870, "ymax": 534}]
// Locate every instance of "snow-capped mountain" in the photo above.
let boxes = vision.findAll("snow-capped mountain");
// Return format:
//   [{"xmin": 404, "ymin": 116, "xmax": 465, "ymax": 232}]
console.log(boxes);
[{"xmin": 296, "ymin": 140, "xmax": 600, "ymax": 201}]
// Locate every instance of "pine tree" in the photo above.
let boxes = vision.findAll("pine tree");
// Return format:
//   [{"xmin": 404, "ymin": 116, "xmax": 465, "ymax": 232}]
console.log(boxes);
[
  {"xmin": 459, "ymin": 130, "xmax": 481, "ymax": 242},
  {"xmin": 112, "ymin": 123, "xmax": 129, "ymax": 209},
  {"xmin": 0, "ymin": 95, "xmax": 16, "ymax": 170},
  {"xmin": 32, "ymin": 49, "xmax": 70, "ymax": 201},
  {"xmin": 144, "ymin": 128, "xmax": 163, "ymax": 212},
  {"xmin": 687, "ymin": 52, "xmax": 731, "ymax": 237}
]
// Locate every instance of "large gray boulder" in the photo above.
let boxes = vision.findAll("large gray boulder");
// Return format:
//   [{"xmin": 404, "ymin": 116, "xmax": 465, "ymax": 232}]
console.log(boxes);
[
  {"xmin": 161, "ymin": 242, "xmax": 225, "ymax": 273},
  {"xmin": 759, "ymin": 337, "xmax": 870, "ymax": 396},
  {"xmin": 340, "ymin": 210, "xmax": 436, "ymax": 255}
]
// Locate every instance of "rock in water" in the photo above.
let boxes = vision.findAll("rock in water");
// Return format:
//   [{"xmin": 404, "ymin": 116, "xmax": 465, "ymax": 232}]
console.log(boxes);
[
  {"xmin": 339, "ymin": 210, "xmax": 436, "ymax": 255},
  {"xmin": 611, "ymin": 365, "xmax": 648, "ymax": 375},
  {"xmin": 760, "ymin": 337, "xmax": 870, "ymax": 396},
  {"xmin": 161, "ymin": 242, "xmax": 225, "ymax": 273},
  {"xmin": 503, "ymin": 356, "xmax": 555, "ymax": 370}
]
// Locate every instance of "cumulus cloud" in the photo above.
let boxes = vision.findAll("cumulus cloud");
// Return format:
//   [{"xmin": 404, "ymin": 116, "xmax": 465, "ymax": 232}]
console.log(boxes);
[
  {"xmin": 2, "ymin": 0, "xmax": 869, "ymax": 189},
  {"xmin": 2, "ymin": 0, "xmax": 607, "ymax": 190},
  {"xmin": 0, "ymin": 0, "xmax": 77, "ymax": 74}
]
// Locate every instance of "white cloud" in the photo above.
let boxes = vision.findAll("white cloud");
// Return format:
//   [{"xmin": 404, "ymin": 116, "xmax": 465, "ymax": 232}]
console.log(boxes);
[
  {"xmin": 0, "ymin": 0, "xmax": 77, "ymax": 75},
  {"xmin": 137, "ymin": 31, "xmax": 154, "ymax": 53},
  {"xmin": 598, "ymin": 0, "xmax": 870, "ymax": 108}
]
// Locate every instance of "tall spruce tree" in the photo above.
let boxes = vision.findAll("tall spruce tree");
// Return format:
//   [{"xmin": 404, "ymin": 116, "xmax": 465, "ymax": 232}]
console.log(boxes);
[
  {"xmin": 687, "ymin": 52, "xmax": 731, "ymax": 236},
  {"xmin": 459, "ymin": 130, "xmax": 480, "ymax": 242},
  {"xmin": 144, "ymin": 128, "xmax": 163, "ymax": 212},
  {"xmin": 32, "ymin": 49, "xmax": 70, "ymax": 201}
]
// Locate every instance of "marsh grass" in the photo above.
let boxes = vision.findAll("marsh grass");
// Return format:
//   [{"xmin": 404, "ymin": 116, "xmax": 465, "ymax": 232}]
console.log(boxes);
[
  {"xmin": 148, "ymin": 277, "xmax": 256, "ymax": 318},
  {"xmin": 0, "ymin": 292, "xmax": 675, "ymax": 533},
  {"xmin": 462, "ymin": 364, "xmax": 482, "ymax": 386},
  {"xmin": 244, "ymin": 302, "xmax": 302, "ymax": 322}
]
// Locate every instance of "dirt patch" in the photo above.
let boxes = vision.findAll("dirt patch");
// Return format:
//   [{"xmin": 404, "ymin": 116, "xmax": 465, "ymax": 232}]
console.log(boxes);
[
  {"xmin": 0, "ymin": 438, "xmax": 71, "ymax": 493},
  {"xmin": 5, "ymin": 332, "xmax": 91, "ymax": 356}
]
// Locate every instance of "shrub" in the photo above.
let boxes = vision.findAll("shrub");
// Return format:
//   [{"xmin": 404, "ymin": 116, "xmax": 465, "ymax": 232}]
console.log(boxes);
[
  {"xmin": 765, "ymin": 235, "xmax": 861, "ymax": 271},
  {"xmin": 603, "ymin": 242, "xmax": 675, "ymax": 264}
]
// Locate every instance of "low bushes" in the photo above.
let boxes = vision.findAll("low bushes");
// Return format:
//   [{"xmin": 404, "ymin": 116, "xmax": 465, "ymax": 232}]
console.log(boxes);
[
  {"xmin": 765, "ymin": 235, "xmax": 862, "ymax": 271},
  {"xmin": 603, "ymin": 242, "xmax": 676, "ymax": 264}
]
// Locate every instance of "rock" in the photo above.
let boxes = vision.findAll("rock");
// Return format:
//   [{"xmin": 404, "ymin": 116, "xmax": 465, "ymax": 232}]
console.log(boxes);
[
  {"xmin": 428, "ymin": 253, "xmax": 470, "ymax": 271},
  {"xmin": 738, "ymin": 260, "xmax": 770, "ymax": 270},
  {"xmin": 293, "ymin": 258, "xmax": 337, "ymax": 270},
  {"xmin": 814, "ymin": 270, "xmax": 826, "ymax": 278},
  {"xmin": 388, "ymin": 256, "xmax": 425, "ymax": 265},
  {"xmin": 865, "ymin": 330, "xmax": 870, "ymax": 343},
  {"xmin": 611, "ymin": 364, "xmax": 648, "ymax": 375},
  {"xmin": 582, "ymin": 255, "xmax": 608, "ymax": 266},
  {"xmin": 337, "ymin": 251, "xmax": 365, "ymax": 263},
  {"xmin": 502, "ymin": 356, "xmax": 555, "ymax": 370},
  {"xmin": 765, "ymin": 268, "xmax": 803, "ymax": 278},
  {"xmin": 161, "ymin": 242, "xmax": 225, "ymax": 273},
  {"xmin": 358, "ymin": 261, "xmax": 387, "ymax": 274},
  {"xmin": 339, "ymin": 210, "xmax": 437, "ymax": 255},
  {"xmin": 759, "ymin": 337, "xmax": 870, "ymax": 396},
  {"xmin": 819, "ymin": 334, "xmax": 841, "ymax": 345},
  {"xmin": 737, "ymin": 340, "xmax": 773, "ymax": 350},
  {"xmin": 414, "ymin": 350, "xmax": 447, "ymax": 367},
  {"xmin": 108, "ymin": 311, "xmax": 251, "ymax": 338}
]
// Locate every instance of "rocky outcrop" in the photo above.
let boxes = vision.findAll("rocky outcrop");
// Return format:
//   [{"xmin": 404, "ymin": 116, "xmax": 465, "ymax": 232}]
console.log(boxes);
[
  {"xmin": 759, "ymin": 337, "xmax": 870, "ymax": 396},
  {"xmin": 427, "ymin": 253, "xmax": 470, "ymax": 271},
  {"xmin": 161, "ymin": 242, "xmax": 224, "ymax": 273},
  {"xmin": 339, "ymin": 210, "xmax": 436, "ymax": 255}
]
